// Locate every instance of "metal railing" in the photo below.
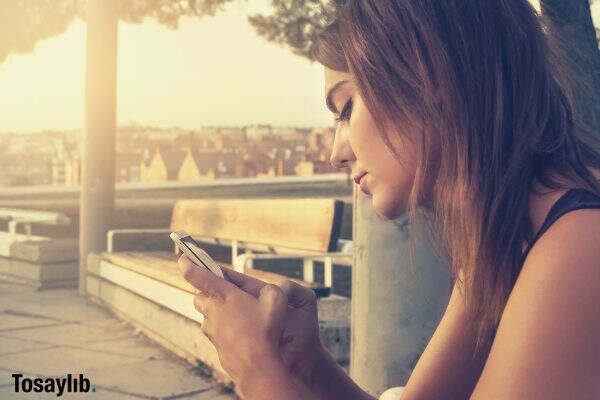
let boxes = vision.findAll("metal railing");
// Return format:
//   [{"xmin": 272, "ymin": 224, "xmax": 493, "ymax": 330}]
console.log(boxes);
[{"xmin": 0, "ymin": 208, "xmax": 70, "ymax": 237}]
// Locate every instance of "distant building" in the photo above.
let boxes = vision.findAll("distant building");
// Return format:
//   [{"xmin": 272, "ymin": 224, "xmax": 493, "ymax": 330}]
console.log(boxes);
[
  {"xmin": 116, "ymin": 153, "xmax": 143, "ymax": 183},
  {"xmin": 177, "ymin": 149, "xmax": 219, "ymax": 181},
  {"xmin": 51, "ymin": 138, "xmax": 80, "ymax": 185},
  {"xmin": 51, "ymin": 158, "xmax": 65, "ymax": 185},
  {"xmin": 219, "ymin": 127, "xmax": 246, "ymax": 142},
  {"xmin": 141, "ymin": 146, "xmax": 186, "ymax": 183},
  {"xmin": 294, "ymin": 126, "xmax": 340, "ymax": 177},
  {"xmin": 294, "ymin": 159, "xmax": 340, "ymax": 176},
  {"xmin": 308, "ymin": 127, "xmax": 335, "ymax": 153},
  {"xmin": 64, "ymin": 157, "xmax": 80, "ymax": 185},
  {"xmin": 235, "ymin": 159, "xmax": 258, "ymax": 178},
  {"xmin": 212, "ymin": 133, "xmax": 247, "ymax": 153},
  {"xmin": 245, "ymin": 124, "xmax": 272, "ymax": 140},
  {"xmin": 272, "ymin": 127, "xmax": 308, "ymax": 141},
  {"xmin": 294, "ymin": 160, "xmax": 315, "ymax": 176}
]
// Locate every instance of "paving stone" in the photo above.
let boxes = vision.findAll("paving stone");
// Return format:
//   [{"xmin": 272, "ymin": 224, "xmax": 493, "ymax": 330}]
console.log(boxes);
[
  {"xmin": 4, "ymin": 287, "xmax": 78, "ymax": 302},
  {"xmin": 0, "ymin": 346, "xmax": 141, "ymax": 376},
  {"xmin": 0, "ymin": 312, "xmax": 58, "ymax": 331},
  {"xmin": 182, "ymin": 387, "xmax": 240, "ymax": 399},
  {"xmin": 85, "ymin": 359, "xmax": 215, "ymax": 399},
  {"xmin": 0, "ymin": 335, "xmax": 56, "ymax": 355},
  {"xmin": 80, "ymin": 316, "xmax": 137, "ymax": 331},
  {"xmin": 0, "ymin": 384, "xmax": 146, "ymax": 399},
  {"xmin": 84, "ymin": 335, "xmax": 172, "ymax": 361},
  {"xmin": 2, "ymin": 297, "xmax": 113, "ymax": 323},
  {"xmin": 1, "ymin": 319, "xmax": 135, "ymax": 347},
  {"xmin": 68, "ymin": 388, "xmax": 148, "ymax": 399},
  {"xmin": 1, "ymin": 370, "xmax": 18, "ymax": 385},
  {"xmin": 0, "ymin": 385, "xmax": 18, "ymax": 398},
  {"xmin": 0, "ymin": 291, "xmax": 80, "ymax": 312},
  {"xmin": 0, "ymin": 281, "xmax": 37, "ymax": 295}
]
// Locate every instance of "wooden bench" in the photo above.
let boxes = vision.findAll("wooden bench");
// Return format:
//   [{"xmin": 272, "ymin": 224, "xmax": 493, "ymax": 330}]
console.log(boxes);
[
  {"xmin": 105, "ymin": 198, "xmax": 352, "ymax": 296},
  {"xmin": 86, "ymin": 198, "xmax": 352, "ymax": 384},
  {"xmin": 0, "ymin": 208, "xmax": 77, "ymax": 289}
]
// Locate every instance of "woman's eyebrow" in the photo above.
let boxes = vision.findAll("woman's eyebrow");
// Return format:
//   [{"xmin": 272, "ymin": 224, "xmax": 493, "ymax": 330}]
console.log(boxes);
[{"xmin": 325, "ymin": 80, "xmax": 349, "ymax": 114}]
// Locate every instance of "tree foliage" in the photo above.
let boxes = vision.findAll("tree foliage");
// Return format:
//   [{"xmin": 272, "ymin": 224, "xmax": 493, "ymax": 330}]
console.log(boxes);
[
  {"xmin": 0, "ymin": 1, "xmax": 79, "ymax": 64},
  {"xmin": 247, "ymin": 0, "xmax": 337, "ymax": 60},
  {"xmin": 2, "ymin": 0, "xmax": 599, "ymax": 65},
  {"xmin": 540, "ymin": 0, "xmax": 600, "ymax": 133},
  {"xmin": 0, "ymin": 0, "xmax": 235, "ymax": 64}
]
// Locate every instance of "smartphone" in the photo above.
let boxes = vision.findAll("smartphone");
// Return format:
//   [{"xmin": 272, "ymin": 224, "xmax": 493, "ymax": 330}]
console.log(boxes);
[{"xmin": 170, "ymin": 230, "xmax": 225, "ymax": 279}]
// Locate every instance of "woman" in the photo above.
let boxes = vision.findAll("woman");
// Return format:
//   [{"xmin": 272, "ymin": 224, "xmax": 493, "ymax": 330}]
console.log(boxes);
[{"xmin": 178, "ymin": 1, "xmax": 600, "ymax": 399}]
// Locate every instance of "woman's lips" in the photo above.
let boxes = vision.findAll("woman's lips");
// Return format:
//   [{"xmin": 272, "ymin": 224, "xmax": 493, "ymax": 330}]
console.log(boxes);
[
  {"xmin": 354, "ymin": 172, "xmax": 367, "ymax": 185},
  {"xmin": 359, "ymin": 175, "xmax": 370, "ymax": 194}
]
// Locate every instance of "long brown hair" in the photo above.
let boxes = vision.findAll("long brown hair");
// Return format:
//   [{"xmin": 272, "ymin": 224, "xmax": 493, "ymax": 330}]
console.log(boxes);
[{"xmin": 312, "ymin": 0, "xmax": 600, "ymax": 358}]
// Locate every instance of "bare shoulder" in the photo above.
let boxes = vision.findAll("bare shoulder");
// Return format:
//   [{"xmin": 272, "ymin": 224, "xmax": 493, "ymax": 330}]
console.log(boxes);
[
  {"xmin": 470, "ymin": 209, "xmax": 600, "ymax": 399},
  {"xmin": 526, "ymin": 207, "xmax": 600, "ymax": 263}
]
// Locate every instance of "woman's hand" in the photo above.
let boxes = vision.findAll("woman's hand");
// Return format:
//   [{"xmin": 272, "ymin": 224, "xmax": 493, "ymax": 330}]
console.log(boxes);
[{"xmin": 177, "ymin": 255, "xmax": 323, "ymax": 389}]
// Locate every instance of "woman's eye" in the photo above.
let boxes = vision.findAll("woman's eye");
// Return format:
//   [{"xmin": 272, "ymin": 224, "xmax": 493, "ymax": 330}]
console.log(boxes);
[{"xmin": 334, "ymin": 99, "xmax": 353, "ymax": 123}]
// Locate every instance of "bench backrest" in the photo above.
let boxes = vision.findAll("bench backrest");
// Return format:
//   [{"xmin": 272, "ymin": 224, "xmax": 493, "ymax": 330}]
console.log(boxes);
[{"xmin": 170, "ymin": 198, "xmax": 344, "ymax": 253}]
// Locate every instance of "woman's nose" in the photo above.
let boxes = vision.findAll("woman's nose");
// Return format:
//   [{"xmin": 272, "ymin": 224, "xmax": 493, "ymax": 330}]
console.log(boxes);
[{"xmin": 329, "ymin": 129, "xmax": 355, "ymax": 169}]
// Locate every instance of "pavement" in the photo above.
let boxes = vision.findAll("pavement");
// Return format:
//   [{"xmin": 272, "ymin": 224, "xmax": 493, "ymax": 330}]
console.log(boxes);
[{"xmin": 0, "ymin": 280, "xmax": 239, "ymax": 399}]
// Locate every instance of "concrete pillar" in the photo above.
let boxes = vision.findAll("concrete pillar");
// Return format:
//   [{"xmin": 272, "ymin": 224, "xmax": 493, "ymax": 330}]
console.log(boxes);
[
  {"xmin": 350, "ymin": 186, "xmax": 453, "ymax": 397},
  {"xmin": 79, "ymin": 0, "xmax": 118, "ymax": 295}
]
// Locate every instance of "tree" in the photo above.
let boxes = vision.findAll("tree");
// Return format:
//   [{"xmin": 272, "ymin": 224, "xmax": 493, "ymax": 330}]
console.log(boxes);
[
  {"xmin": 540, "ymin": 0, "xmax": 600, "ymax": 136},
  {"xmin": 593, "ymin": 0, "xmax": 600, "ymax": 42},
  {"xmin": 247, "ymin": 0, "xmax": 337, "ymax": 60}
]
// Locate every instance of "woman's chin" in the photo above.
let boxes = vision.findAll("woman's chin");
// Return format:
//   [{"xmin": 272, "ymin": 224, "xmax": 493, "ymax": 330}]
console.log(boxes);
[{"xmin": 371, "ymin": 194, "xmax": 405, "ymax": 220}]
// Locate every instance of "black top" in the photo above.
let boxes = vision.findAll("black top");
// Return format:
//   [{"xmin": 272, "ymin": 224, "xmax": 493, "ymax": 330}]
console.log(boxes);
[{"xmin": 522, "ymin": 188, "xmax": 600, "ymax": 260}]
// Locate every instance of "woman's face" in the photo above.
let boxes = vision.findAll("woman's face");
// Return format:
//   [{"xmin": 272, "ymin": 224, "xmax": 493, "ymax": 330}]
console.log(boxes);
[{"xmin": 324, "ymin": 67, "xmax": 418, "ymax": 219}]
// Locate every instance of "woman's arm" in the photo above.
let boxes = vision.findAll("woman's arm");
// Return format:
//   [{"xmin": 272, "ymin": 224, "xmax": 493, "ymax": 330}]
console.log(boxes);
[
  {"xmin": 237, "ymin": 347, "xmax": 376, "ymax": 400},
  {"xmin": 301, "ymin": 344, "xmax": 376, "ymax": 400},
  {"xmin": 401, "ymin": 274, "xmax": 489, "ymax": 400},
  {"xmin": 236, "ymin": 354, "xmax": 311, "ymax": 400}
]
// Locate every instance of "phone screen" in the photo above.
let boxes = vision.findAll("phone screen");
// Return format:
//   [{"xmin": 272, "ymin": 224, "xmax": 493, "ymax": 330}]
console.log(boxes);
[
  {"xmin": 172, "ymin": 231, "xmax": 225, "ymax": 279},
  {"xmin": 179, "ymin": 236, "xmax": 209, "ymax": 269}
]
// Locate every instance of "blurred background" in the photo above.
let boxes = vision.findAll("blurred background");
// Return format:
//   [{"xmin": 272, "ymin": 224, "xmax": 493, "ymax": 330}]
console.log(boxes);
[{"xmin": 0, "ymin": 1, "xmax": 599, "ymax": 399}]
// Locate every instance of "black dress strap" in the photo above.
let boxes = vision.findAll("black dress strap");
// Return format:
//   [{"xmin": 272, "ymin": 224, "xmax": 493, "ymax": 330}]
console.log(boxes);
[{"xmin": 523, "ymin": 188, "xmax": 600, "ymax": 259}]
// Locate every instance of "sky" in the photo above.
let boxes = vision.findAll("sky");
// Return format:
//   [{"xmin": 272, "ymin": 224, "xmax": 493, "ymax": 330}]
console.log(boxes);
[
  {"xmin": 0, "ymin": 0, "xmax": 598, "ymax": 134},
  {"xmin": 0, "ymin": 1, "xmax": 333, "ymax": 133}
]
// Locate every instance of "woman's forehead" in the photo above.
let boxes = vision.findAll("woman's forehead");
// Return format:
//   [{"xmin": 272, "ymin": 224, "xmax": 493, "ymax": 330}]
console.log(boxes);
[
  {"xmin": 324, "ymin": 67, "xmax": 353, "ymax": 89},
  {"xmin": 324, "ymin": 69, "xmax": 355, "ymax": 109}
]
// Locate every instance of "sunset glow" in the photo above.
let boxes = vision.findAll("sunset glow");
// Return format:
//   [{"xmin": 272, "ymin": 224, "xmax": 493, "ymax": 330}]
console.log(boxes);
[{"xmin": 0, "ymin": 1, "xmax": 332, "ymax": 133}]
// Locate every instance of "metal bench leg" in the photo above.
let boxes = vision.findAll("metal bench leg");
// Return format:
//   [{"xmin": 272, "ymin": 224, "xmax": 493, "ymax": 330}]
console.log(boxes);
[
  {"xmin": 231, "ymin": 240, "xmax": 238, "ymax": 265},
  {"xmin": 324, "ymin": 257, "xmax": 333, "ymax": 287},
  {"xmin": 303, "ymin": 259, "xmax": 314, "ymax": 283},
  {"xmin": 245, "ymin": 250, "xmax": 254, "ymax": 269}
]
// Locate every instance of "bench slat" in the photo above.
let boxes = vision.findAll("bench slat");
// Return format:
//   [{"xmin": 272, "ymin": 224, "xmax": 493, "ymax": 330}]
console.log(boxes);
[
  {"xmin": 100, "ymin": 251, "xmax": 330, "ymax": 298},
  {"xmin": 170, "ymin": 199, "xmax": 344, "ymax": 253},
  {"xmin": 102, "ymin": 251, "xmax": 196, "ymax": 294}
]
